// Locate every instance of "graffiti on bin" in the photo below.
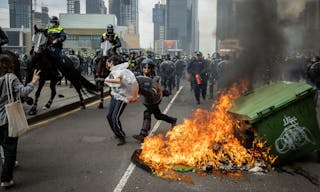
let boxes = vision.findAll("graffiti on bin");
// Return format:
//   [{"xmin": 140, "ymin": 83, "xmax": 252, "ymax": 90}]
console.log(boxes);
[{"xmin": 275, "ymin": 115, "xmax": 316, "ymax": 154}]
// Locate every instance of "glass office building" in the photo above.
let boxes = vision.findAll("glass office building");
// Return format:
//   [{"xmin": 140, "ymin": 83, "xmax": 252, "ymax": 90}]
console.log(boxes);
[{"xmin": 8, "ymin": 0, "xmax": 32, "ymax": 28}]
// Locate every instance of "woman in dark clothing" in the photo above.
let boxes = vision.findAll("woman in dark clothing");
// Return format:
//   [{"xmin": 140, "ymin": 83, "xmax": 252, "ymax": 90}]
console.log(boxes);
[{"xmin": 0, "ymin": 55, "xmax": 40, "ymax": 189}]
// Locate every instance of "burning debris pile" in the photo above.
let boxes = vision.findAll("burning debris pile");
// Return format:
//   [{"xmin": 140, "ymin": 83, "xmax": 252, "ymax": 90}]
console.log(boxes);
[{"xmin": 133, "ymin": 83, "xmax": 277, "ymax": 182}]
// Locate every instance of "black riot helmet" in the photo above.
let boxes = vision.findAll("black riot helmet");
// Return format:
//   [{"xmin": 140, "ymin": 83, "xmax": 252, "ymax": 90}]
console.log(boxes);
[
  {"xmin": 141, "ymin": 58, "xmax": 155, "ymax": 69},
  {"xmin": 49, "ymin": 16, "xmax": 59, "ymax": 27},
  {"xmin": 107, "ymin": 24, "xmax": 114, "ymax": 35}
]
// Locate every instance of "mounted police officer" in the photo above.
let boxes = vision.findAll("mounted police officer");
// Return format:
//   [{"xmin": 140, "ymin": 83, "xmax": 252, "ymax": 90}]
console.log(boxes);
[
  {"xmin": 0, "ymin": 27, "xmax": 8, "ymax": 54},
  {"xmin": 45, "ymin": 16, "xmax": 66, "ymax": 61},
  {"xmin": 101, "ymin": 24, "xmax": 121, "ymax": 55}
]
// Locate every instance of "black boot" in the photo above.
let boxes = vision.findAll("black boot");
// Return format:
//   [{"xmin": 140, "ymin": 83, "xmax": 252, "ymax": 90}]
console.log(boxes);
[{"xmin": 117, "ymin": 137, "xmax": 126, "ymax": 146}]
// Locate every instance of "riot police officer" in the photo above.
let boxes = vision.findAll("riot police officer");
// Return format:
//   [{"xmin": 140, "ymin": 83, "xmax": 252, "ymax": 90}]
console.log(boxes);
[
  {"xmin": 140, "ymin": 58, "xmax": 157, "ymax": 79},
  {"xmin": 132, "ymin": 76, "xmax": 177, "ymax": 142},
  {"xmin": 208, "ymin": 52, "xmax": 221, "ymax": 99},
  {"xmin": 187, "ymin": 51, "xmax": 209, "ymax": 104},
  {"xmin": 174, "ymin": 55, "xmax": 186, "ymax": 91},
  {"xmin": 159, "ymin": 54, "xmax": 176, "ymax": 94}
]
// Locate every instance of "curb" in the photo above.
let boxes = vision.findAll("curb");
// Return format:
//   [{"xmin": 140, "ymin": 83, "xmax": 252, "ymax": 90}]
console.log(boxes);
[{"xmin": 27, "ymin": 92, "xmax": 109, "ymax": 125}]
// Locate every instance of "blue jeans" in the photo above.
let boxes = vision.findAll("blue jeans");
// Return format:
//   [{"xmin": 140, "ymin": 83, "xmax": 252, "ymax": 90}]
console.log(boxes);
[
  {"xmin": 0, "ymin": 124, "xmax": 18, "ymax": 182},
  {"xmin": 107, "ymin": 96, "xmax": 127, "ymax": 139}
]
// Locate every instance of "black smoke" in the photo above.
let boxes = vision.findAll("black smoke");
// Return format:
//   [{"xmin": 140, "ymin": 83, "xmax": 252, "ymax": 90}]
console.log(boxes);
[
  {"xmin": 218, "ymin": 0, "xmax": 286, "ymax": 90},
  {"xmin": 217, "ymin": 0, "xmax": 318, "ymax": 90}
]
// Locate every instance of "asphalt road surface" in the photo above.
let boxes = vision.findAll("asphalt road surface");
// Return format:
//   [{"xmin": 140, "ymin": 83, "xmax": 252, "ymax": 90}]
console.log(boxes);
[{"xmin": 6, "ymin": 80, "xmax": 320, "ymax": 192}]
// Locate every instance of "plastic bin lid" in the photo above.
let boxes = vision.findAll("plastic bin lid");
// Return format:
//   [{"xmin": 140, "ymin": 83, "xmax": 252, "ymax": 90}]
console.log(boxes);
[{"xmin": 228, "ymin": 81, "xmax": 316, "ymax": 122}]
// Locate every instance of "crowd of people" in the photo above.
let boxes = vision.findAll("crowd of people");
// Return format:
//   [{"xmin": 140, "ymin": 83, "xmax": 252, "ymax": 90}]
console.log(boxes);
[{"xmin": 2, "ymin": 15, "xmax": 320, "ymax": 189}]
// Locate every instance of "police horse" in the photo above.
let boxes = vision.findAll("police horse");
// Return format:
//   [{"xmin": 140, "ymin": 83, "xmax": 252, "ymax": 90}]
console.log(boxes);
[{"xmin": 27, "ymin": 29, "xmax": 99, "ymax": 115}]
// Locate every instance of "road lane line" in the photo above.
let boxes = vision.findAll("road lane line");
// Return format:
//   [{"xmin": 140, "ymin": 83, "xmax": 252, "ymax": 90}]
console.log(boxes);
[{"xmin": 113, "ymin": 86, "xmax": 184, "ymax": 192}]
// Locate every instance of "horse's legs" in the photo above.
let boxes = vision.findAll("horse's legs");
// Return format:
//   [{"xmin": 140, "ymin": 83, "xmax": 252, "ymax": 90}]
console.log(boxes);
[
  {"xmin": 74, "ymin": 84, "xmax": 85, "ymax": 109},
  {"xmin": 45, "ymin": 80, "xmax": 57, "ymax": 109},
  {"xmin": 28, "ymin": 79, "xmax": 45, "ymax": 115},
  {"xmin": 98, "ymin": 81, "xmax": 104, "ymax": 109}
]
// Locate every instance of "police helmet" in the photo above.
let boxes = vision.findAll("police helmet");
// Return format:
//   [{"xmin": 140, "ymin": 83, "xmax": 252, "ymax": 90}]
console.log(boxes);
[
  {"xmin": 107, "ymin": 24, "xmax": 114, "ymax": 34},
  {"xmin": 194, "ymin": 51, "xmax": 202, "ymax": 56},
  {"xmin": 212, "ymin": 52, "xmax": 220, "ymax": 59},
  {"xmin": 141, "ymin": 58, "xmax": 155, "ymax": 69},
  {"xmin": 69, "ymin": 49, "xmax": 75, "ymax": 55},
  {"xmin": 49, "ymin": 16, "xmax": 59, "ymax": 26},
  {"xmin": 95, "ymin": 49, "xmax": 102, "ymax": 54},
  {"xmin": 130, "ymin": 51, "xmax": 136, "ymax": 55}
]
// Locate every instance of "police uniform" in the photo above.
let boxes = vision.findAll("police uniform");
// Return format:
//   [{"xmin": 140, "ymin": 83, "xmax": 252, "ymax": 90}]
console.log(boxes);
[
  {"xmin": 46, "ymin": 25, "xmax": 66, "ymax": 59},
  {"xmin": 133, "ymin": 76, "xmax": 177, "ymax": 142}
]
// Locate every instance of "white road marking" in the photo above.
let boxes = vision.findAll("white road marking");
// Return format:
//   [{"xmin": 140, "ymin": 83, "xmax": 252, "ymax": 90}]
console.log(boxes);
[{"xmin": 113, "ymin": 86, "xmax": 183, "ymax": 192}]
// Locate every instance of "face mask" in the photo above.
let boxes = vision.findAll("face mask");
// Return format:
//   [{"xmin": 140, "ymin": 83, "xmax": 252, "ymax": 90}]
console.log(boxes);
[{"xmin": 49, "ymin": 23, "xmax": 56, "ymax": 28}]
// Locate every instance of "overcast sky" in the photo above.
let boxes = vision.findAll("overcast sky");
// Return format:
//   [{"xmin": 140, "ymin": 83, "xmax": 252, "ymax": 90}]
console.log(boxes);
[{"xmin": 0, "ymin": 0, "xmax": 216, "ymax": 54}]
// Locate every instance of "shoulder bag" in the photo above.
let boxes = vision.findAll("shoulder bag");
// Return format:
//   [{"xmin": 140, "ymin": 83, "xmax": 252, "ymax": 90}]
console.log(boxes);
[{"xmin": 5, "ymin": 74, "xmax": 29, "ymax": 137}]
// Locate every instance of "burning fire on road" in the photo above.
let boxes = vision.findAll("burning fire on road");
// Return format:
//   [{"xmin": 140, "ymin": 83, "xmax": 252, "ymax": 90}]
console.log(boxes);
[{"xmin": 132, "ymin": 82, "xmax": 277, "ymax": 183}]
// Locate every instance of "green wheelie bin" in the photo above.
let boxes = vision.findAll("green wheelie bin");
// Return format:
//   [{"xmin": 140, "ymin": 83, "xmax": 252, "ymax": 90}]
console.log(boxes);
[{"xmin": 229, "ymin": 81, "xmax": 320, "ymax": 164}]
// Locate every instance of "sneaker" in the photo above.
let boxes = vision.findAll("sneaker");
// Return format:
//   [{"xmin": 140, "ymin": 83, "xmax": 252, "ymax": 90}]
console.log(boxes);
[
  {"xmin": 132, "ymin": 134, "xmax": 145, "ymax": 143},
  {"xmin": 171, "ymin": 118, "xmax": 177, "ymax": 128},
  {"xmin": 1, "ymin": 180, "xmax": 14, "ymax": 189},
  {"xmin": 117, "ymin": 138, "xmax": 126, "ymax": 146}
]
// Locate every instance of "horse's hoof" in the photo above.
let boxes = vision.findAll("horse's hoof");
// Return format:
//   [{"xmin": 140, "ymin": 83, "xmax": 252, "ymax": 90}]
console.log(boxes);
[
  {"xmin": 98, "ymin": 103, "xmax": 103, "ymax": 109},
  {"xmin": 45, "ymin": 103, "xmax": 51, "ymax": 109},
  {"xmin": 80, "ymin": 105, "xmax": 86, "ymax": 110},
  {"xmin": 28, "ymin": 108, "xmax": 37, "ymax": 115}
]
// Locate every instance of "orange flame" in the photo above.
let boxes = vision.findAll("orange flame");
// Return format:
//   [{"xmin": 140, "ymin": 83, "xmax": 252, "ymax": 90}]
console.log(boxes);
[{"xmin": 138, "ymin": 82, "xmax": 276, "ymax": 180}]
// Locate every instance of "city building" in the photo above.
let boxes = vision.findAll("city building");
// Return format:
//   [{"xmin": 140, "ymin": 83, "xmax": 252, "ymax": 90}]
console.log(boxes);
[
  {"xmin": 153, "ymin": 2, "xmax": 166, "ymax": 54},
  {"xmin": 8, "ymin": 0, "xmax": 32, "ymax": 28},
  {"xmin": 216, "ymin": 0, "xmax": 235, "ymax": 42},
  {"xmin": 33, "ymin": 6, "xmax": 50, "ymax": 28},
  {"xmin": 67, "ymin": 0, "xmax": 80, "ymax": 14},
  {"xmin": 165, "ymin": 0, "xmax": 199, "ymax": 54},
  {"xmin": 109, "ymin": 0, "xmax": 139, "ymax": 34},
  {"xmin": 2, "ymin": 28, "xmax": 30, "ymax": 54},
  {"xmin": 86, "ymin": 0, "xmax": 106, "ymax": 14},
  {"xmin": 299, "ymin": 0, "xmax": 320, "ymax": 50},
  {"xmin": 59, "ymin": 13, "xmax": 131, "ymax": 50}
]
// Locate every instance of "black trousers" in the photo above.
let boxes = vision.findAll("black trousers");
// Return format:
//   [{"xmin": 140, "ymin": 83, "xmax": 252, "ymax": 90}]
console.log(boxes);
[
  {"xmin": 107, "ymin": 97, "xmax": 127, "ymax": 139},
  {"xmin": 193, "ymin": 80, "xmax": 207, "ymax": 102},
  {"xmin": 140, "ymin": 103, "xmax": 176, "ymax": 136},
  {"xmin": 0, "ymin": 124, "xmax": 18, "ymax": 182}
]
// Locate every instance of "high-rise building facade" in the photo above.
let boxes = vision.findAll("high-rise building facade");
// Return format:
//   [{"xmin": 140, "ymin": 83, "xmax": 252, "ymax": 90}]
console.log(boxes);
[
  {"xmin": 165, "ymin": 0, "xmax": 198, "ymax": 54},
  {"xmin": 216, "ymin": 0, "xmax": 234, "ymax": 42},
  {"xmin": 33, "ymin": 6, "xmax": 50, "ymax": 28},
  {"xmin": 86, "ymin": 0, "xmax": 106, "ymax": 14},
  {"xmin": 153, "ymin": 2, "xmax": 166, "ymax": 53},
  {"xmin": 67, "ymin": 0, "xmax": 80, "ymax": 14},
  {"xmin": 8, "ymin": 0, "xmax": 32, "ymax": 28},
  {"xmin": 109, "ymin": 0, "xmax": 139, "ymax": 34}
]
